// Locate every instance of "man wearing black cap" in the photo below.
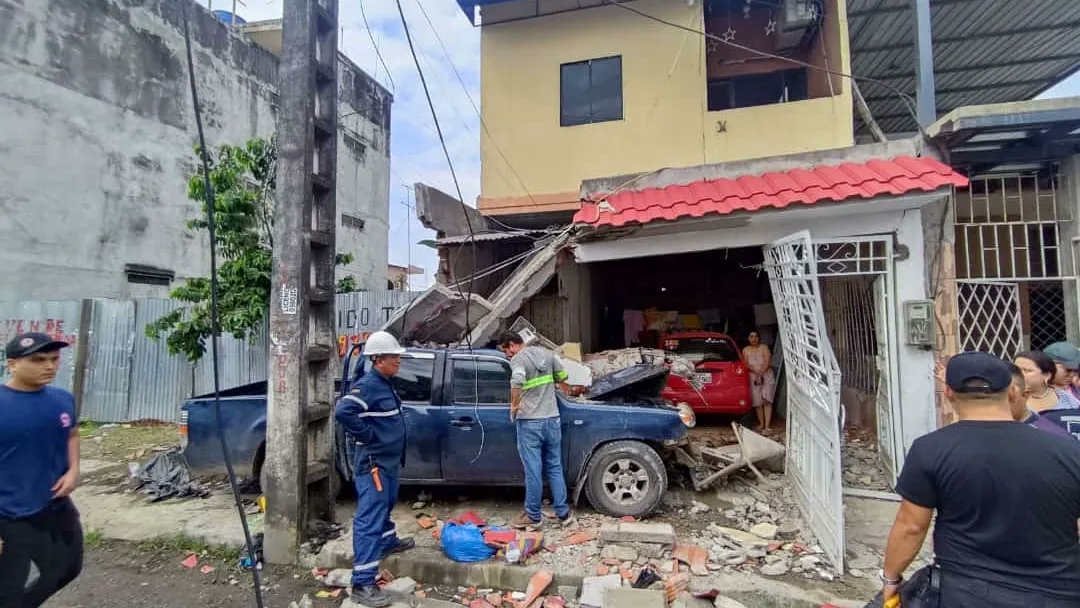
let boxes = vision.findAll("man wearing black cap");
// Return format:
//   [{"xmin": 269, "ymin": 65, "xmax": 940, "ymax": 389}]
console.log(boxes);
[
  {"xmin": 0, "ymin": 333, "xmax": 83, "ymax": 607},
  {"xmin": 879, "ymin": 352, "xmax": 1080, "ymax": 606}
]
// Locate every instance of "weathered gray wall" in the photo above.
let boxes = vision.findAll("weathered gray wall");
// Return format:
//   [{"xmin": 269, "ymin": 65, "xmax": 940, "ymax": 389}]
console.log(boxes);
[{"xmin": 0, "ymin": 0, "xmax": 390, "ymax": 301}]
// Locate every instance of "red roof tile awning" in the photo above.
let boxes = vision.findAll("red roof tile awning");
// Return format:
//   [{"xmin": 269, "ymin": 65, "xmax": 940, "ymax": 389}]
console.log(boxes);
[{"xmin": 573, "ymin": 156, "xmax": 968, "ymax": 228}]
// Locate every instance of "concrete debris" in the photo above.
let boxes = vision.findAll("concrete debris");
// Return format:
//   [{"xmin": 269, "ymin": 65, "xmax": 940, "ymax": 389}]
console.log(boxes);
[
  {"xmin": 600, "ymin": 544, "xmax": 639, "ymax": 562},
  {"xmin": 322, "ymin": 568, "xmax": 352, "ymax": 588},
  {"xmin": 748, "ymin": 522, "xmax": 778, "ymax": 540},
  {"xmin": 599, "ymin": 522, "xmax": 676, "ymax": 546},
  {"xmin": 760, "ymin": 560, "xmax": 790, "ymax": 576},
  {"xmin": 672, "ymin": 592, "xmax": 715, "ymax": 608},
  {"xmin": 713, "ymin": 597, "xmax": 749, "ymax": 608},
  {"xmin": 381, "ymin": 282, "xmax": 494, "ymax": 344},
  {"xmin": 708, "ymin": 526, "xmax": 769, "ymax": 548},
  {"xmin": 384, "ymin": 576, "xmax": 417, "ymax": 595},
  {"xmin": 556, "ymin": 585, "xmax": 579, "ymax": 601},
  {"xmin": 579, "ymin": 574, "xmax": 622, "ymax": 608},
  {"xmin": 602, "ymin": 587, "xmax": 666, "ymax": 608}
]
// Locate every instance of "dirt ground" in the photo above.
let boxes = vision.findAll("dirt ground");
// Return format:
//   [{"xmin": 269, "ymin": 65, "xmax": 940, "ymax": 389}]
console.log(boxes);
[{"xmin": 46, "ymin": 540, "xmax": 322, "ymax": 608}]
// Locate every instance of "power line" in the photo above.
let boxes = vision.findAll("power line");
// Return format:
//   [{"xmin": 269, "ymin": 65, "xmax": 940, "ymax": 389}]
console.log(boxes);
[
  {"xmin": 394, "ymin": 0, "xmax": 478, "ymax": 350},
  {"xmin": 359, "ymin": 0, "xmax": 396, "ymax": 93},
  {"xmin": 180, "ymin": 4, "xmax": 265, "ymax": 606},
  {"xmin": 602, "ymin": 0, "xmax": 925, "ymax": 136}
]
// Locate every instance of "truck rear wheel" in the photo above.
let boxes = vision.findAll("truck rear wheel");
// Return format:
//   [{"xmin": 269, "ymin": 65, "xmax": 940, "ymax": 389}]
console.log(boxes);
[{"xmin": 584, "ymin": 441, "xmax": 667, "ymax": 518}]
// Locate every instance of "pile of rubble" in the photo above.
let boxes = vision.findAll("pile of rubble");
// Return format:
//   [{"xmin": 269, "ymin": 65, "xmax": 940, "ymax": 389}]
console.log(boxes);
[{"xmin": 842, "ymin": 429, "xmax": 891, "ymax": 492}]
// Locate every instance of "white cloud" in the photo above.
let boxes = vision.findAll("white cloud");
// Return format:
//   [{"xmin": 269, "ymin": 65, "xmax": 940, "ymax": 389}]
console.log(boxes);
[{"xmin": 197, "ymin": 0, "xmax": 485, "ymax": 290}]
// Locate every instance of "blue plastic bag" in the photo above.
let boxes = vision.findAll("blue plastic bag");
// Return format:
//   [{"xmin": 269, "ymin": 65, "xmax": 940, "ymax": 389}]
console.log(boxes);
[{"xmin": 440, "ymin": 522, "xmax": 495, "ymax": 563}]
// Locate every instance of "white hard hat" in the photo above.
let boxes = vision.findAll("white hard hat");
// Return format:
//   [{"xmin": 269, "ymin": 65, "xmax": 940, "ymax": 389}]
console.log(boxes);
[{"xmin": 363, "ymin": 331, "xmax": 406, "ymax": 357}]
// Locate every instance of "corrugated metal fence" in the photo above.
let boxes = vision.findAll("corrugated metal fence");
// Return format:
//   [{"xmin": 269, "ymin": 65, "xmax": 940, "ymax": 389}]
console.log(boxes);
[{"xmin": 1, "ymin": 292, "xmax": 416, "ymax": 423}]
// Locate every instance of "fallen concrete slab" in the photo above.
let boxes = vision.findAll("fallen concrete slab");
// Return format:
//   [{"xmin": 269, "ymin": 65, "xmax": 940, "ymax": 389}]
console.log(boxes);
[
  {"xmin": 598, "ymin": 522, "xmax": 676, "ymax": 546},
  {"xmin": 381, "ymin": 283, "xmax": 494, "ymax": 344}
]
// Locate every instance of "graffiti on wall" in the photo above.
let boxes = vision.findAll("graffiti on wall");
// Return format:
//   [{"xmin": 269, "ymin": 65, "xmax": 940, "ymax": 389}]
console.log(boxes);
[{"xmin": 336, "ymin": 303, "xmax": 398, "ymax": 356}]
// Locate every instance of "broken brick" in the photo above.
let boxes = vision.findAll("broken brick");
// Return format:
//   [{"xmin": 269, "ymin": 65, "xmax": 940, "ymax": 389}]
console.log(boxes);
[
  {"xmin": 417, "ymin": 515, "xmax": 437, "ymax": 529},
  {"xmin": 562, "ymin": 530, "xmax": 597, "ymax": 546},
  {"xmin": 672, "ymin": 544, "xmax": 709, "ymax": 576}
]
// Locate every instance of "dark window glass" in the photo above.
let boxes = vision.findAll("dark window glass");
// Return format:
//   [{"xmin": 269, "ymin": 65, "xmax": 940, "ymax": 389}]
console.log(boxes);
[
  {"xmin": 707, "ymin": 68, "xmax": 808, "ymax": 111},
  {"xmin": 364, "ymin": 357, "xmax": 434, "ymax": 402},
  {"xmin": 665, "ymin": 338, "xmax": 741, "ymax": 364},
  {"xmin": 452, "ymin": 358, "xmax": 511, "ymax": 404},
  {"xmin": 561, "ymin": 56, "xmax": 623, "ymax": 126}
]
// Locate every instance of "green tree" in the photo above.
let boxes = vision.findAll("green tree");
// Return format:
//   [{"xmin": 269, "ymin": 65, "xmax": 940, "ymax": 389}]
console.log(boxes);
[{"xmin": 147, "ymin": 137, "xmax": 358, "ymax": 362}]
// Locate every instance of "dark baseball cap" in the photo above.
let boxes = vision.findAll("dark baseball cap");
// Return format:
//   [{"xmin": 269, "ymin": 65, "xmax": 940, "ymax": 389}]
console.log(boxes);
[
  {"xmin": 1043, "ymin": 342, "xmax": 1080, "ymax": 372},
  {"xmin": 4, "ymin": 332, "xmax": 70, "ymax": 359},
  {"xmin": 945, "ymin": 351, "xmax": 1012, "ymax": 393}
]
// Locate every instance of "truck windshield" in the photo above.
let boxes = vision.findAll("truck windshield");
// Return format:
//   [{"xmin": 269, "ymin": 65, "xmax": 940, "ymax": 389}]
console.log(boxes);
[{"xmin": 666, "ymin": 338, "xmax": 740, "ymax": 364}]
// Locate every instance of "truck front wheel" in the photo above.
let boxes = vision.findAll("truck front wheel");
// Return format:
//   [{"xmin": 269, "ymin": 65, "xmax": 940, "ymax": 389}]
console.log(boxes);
[{"xmin": 584, "ymin": 441, "xmax": 667, "ymax": 518}]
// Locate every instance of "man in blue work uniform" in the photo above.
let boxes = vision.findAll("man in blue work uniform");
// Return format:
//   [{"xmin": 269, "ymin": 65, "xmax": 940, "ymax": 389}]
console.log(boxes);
[
  {"xmin": 0, "ymin": 333, "xmax": 83, "ymax": 607},
  {"xmin": 335, "ymin": 331, "xmax": 415, "ymax": 608}
]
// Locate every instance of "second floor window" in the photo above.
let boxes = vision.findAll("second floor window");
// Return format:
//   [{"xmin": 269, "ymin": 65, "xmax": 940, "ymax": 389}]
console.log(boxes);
[{"xmin": 560, "ymin": 56, "xmax": 623, "ymax": 127}]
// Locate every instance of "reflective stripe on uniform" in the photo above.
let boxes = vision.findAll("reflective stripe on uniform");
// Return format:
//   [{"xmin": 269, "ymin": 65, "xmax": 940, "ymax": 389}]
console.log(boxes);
[
  {"xmin": 554, "ymin": 370, "xmax": 568, "ymax": 382},
  {"xmin": 355, "ymin": 409, "xmax": 401, "ymax": 418},
  {"xmin": 342, "ymin": 394, "xmax": 368, "ymax": 410},
  {"xmin": 354, "ymin": 560, "xmax": 380, "ymax": 572},
  {"xmin": 522, "ymin": 374, "xmax": 554, "ymax": 391},
  {"xmin": 382, "ymin": 528, "xmax": 396, "ymax": 538}
]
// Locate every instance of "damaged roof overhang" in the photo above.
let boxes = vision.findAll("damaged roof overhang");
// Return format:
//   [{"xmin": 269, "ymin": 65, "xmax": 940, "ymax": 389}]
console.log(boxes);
[{"xmin": 929, "ymin": 97, "xmax": 1080, "ymax": 175}]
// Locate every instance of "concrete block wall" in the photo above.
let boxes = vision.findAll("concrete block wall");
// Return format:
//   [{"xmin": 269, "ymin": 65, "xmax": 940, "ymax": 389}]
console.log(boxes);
[{"xmin": 0, "ymin": 0, "xmax": 390, "ymax": 301}]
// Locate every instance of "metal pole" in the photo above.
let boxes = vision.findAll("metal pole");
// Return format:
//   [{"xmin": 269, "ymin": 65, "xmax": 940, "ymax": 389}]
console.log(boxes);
[{"xmin": 911, "ymin": 0, "xmax": 936, "ymax": 127}]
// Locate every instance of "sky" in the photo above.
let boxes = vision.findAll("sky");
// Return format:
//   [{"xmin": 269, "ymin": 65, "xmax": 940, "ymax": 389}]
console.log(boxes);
[
  {"xmin": 198, "ymin": 0, "xmax": 1080, "ymax": 292},
  {"xmin": 198, "ymin": 0, "xmax": 480, "ymax": 291}
]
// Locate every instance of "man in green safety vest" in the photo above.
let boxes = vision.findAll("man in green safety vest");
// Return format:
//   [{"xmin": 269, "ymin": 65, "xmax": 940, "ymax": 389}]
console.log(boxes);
[{"xmin": 497, "ymin": 331, "xmax": 576, "ymax": 530}]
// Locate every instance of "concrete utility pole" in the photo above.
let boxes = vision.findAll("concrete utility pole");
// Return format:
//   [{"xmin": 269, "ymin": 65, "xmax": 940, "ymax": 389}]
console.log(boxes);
[
  {"xmin": 911, "ymin": 0, "xmax": 937, "ymax": 128},
  {"xmin": 265, "ymin": 0, "xmax": 340, "ymax": 564}
]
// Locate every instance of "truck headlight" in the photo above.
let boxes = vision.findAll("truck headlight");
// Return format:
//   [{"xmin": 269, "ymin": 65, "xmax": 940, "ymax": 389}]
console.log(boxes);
[{"xmin": 677, "ymin": 402, "xmax": 696, "ymax": 428}]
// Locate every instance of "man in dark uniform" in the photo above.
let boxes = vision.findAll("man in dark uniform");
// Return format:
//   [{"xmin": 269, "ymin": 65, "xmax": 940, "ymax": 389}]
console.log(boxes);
[
  {"xmin": 0, "ymin": 333, "xmax": 83, "ymax": 607},
  {"xmin": 335, "ymin": 331, "xmax": 415, "ymax": 608},
  {"xmin": 881, "ymin": 352, "xmax": 1080, "ymax": 607}
]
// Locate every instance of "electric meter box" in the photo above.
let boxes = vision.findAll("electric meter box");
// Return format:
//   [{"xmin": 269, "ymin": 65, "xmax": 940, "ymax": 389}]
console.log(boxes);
[{"xmin": 903, "ymin": 300, "xmax": 934, "ymax": 348}]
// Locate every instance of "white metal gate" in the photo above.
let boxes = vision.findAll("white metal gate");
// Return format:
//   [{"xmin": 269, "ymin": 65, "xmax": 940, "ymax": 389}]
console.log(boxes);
[
  {"xmin": 763, "ymin": 231, "xmax": 844, "ymax": 574},
  {"xmin": 957, "ymin": 281, "xmax": 1024, "ymax": 358}
]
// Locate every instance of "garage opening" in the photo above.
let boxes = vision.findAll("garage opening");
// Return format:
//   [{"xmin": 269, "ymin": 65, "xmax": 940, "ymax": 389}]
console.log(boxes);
[{"xmin": 587, "ymin": 246, "xmax": 782, "ymax": 423}]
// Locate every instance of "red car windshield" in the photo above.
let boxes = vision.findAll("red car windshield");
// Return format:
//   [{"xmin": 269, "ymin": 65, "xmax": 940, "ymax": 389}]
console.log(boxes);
[{"xmin": 666, "ymin": 337, "xmax": 740, "ymax": 364}]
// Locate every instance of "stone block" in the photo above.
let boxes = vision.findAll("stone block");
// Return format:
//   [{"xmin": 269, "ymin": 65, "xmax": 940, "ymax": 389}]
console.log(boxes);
[
  {"xmin": 599, "ymin": 522, "xmax": 676, "ymax": 546},
  {"xmin": 602, "ymin": 588, "xmax": 665, "ymax": 608},
  {"xmin": 579, "ymin": 574, "xmax": 622, "ymax": 608}
]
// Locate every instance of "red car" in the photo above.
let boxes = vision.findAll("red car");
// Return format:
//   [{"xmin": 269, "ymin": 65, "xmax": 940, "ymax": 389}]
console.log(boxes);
[{"xmin": 661, "ymin": 332, "xmax": 752, "ymax": 415}]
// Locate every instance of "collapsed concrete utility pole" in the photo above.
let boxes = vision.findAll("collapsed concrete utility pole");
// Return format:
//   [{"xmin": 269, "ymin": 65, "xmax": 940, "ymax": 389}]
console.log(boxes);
[{"xmin": 265, "ymin": 0, "xmax": 340, "ymax": 564}]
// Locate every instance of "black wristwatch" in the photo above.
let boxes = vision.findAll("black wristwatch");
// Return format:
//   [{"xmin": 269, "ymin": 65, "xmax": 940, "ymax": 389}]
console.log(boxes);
[{"xmin": 878, "ymin": 569, "xmax": 902, "ymax": 585}]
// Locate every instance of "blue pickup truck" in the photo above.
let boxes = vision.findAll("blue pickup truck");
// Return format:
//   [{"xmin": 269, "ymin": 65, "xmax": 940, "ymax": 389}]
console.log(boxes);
[{"xmin": 180, "ymin": 348, "xmax": 696, "ymax": 517}]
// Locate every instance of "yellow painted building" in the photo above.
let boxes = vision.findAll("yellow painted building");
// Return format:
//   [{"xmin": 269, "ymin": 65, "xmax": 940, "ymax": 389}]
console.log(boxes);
[{"xmin": 472, "ymin": 0, "xmax": 854, "ymax": 217}]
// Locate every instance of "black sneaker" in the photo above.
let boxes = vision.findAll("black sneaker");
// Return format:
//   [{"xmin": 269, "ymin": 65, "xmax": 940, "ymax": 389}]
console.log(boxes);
[
  {"xmin": 382, "ymin": 536, "xmax": 416, "ymax": 557},
  {"xmin": 350, "ymin": 585, "xmax": 392, "ymax": 607}
]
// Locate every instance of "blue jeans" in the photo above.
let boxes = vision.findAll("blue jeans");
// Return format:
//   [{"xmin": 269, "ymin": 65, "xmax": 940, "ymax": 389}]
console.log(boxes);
[{"xmin": 515, "ymin": 417, "xmax": 569, "ymax": 522}]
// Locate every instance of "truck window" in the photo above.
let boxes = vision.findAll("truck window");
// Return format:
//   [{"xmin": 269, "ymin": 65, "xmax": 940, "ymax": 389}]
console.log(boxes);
[
  {"xmin": 665, "ymin": 338, "xmax": 740, "ymax": 364},
  {"xmin": 362, "ymin": 356, "xmax": 434, "ymax": 403},
  {"xmin": 451, "ymin": 357, "xmax": 511, "ymax": 405}
]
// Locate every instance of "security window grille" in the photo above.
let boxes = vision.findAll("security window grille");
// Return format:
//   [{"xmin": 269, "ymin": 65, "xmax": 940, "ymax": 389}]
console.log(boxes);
[
  {"xmin": 954, "ymin": 173, "xmax": 1068, "ymax": 280},
  {"xmin": 560, "ymin": 56, "xmax": 623, "ymax": 127}
]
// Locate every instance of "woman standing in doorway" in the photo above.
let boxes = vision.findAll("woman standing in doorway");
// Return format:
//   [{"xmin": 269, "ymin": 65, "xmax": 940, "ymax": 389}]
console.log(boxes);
[
  {"xmin": 743, "ymin": 331, "xmax": 777, "ymax": 433},
  {"xmin": 1015, "ymin": 351, "xmax": 1080, "ymax": 412}
]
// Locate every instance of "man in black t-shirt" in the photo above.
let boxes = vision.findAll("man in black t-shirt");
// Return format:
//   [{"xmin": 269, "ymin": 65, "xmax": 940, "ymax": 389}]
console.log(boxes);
[{"xmin": 881, "ymin": 352, "xmax": 1080, "ymax": 607}]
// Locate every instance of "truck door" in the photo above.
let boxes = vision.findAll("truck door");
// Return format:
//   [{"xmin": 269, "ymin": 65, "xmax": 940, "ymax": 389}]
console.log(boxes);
[{"xmin": 441, "ymin": 354, "xmax": 525, "ymax": 483}]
